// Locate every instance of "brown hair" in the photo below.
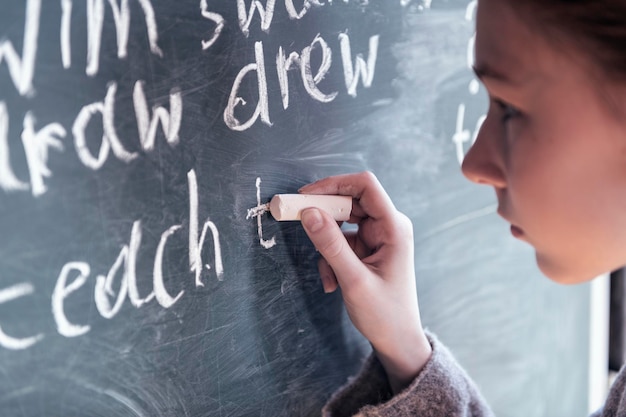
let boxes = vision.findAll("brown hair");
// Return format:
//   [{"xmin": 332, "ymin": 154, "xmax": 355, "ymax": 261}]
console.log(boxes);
[{"xmin": 507, "ymin": 0, "xmax": 626, "ymax": 83}]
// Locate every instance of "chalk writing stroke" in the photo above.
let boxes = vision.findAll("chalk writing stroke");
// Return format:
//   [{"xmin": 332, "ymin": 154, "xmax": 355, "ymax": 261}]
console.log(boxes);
[
  {"xmin": 200, "ymin": 0, "xmax": 225, "ymax": 50},
  {"xmin": 0, "ymin": 283, "xmax": 44, "ymax": 350},
  {"xmin": 188, "ymin": 169, "xmax": 224, "ymax": 286},
  {"xmin": 247, "ymin": 177, "xmax": 277, "ymax": 249},
  {"xmin": 85, "ymin": 0, "xmax": 163, "ymax": 76},
  {"xmin": 0, "ymin": 0, "xmax": 40, "ymax": 97},
  {"xmin": 0, "ymin": 103, "xmax": 29, "ymax": 192}
]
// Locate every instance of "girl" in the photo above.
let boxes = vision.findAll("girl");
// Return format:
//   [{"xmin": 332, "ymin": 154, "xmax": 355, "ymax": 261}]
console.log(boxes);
[{"xmin": 299, "ymin": 0, "xmax": 626, "ymax": 415}]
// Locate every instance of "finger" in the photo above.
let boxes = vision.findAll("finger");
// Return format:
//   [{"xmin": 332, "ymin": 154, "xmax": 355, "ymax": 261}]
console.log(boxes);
[
  {"xmin": 301, "ymin": 208, "xmax": 367, "ymax": 286},
  {"xmin": 318, "ymin": 257, "xmax": 338, "ymax": 293},
  {"xmin": 299, "ymin": 171, "xmax": 395, "ymax": 220}
]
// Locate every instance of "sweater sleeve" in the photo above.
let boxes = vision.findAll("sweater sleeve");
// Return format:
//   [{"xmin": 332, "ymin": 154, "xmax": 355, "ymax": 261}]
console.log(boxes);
[{"xmin": 322, "ymin": 332, "xmax": 495, "ymax": 417}]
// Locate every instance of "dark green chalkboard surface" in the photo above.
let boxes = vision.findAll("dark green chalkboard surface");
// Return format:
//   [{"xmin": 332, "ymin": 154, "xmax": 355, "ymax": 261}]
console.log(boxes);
[{"xmin": 0, "ymin": 1, "xmax": 593, "ymax": 416}]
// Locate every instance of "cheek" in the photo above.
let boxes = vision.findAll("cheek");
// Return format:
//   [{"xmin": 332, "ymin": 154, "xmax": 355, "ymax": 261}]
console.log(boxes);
[
  {"xmin": 511, "ymin": 153, "xmax": 626, "ymax": 283},
  {"xmin": 506, "ymin": 111, "xmax": 586, "ymax": 207},
  {"xmin": 504, "ymin": 126, "xmax": 600, "ymax": 276},
  {"xmin": 503, "ymin": 123, "xmax": 546, "ymax": 203},
  {"xmin": 502, "ymin": 87, "xmax": 626, "ymax": 280}
]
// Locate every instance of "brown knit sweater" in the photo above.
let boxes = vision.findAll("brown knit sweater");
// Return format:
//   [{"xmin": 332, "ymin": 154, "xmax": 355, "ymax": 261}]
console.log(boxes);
[{"xmin": 323, "ymin": 332, "xmax": 625, "ymax": 416}]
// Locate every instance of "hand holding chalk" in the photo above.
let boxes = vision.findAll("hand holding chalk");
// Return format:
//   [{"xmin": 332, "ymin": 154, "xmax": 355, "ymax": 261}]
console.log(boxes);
[
  {"xmin": 269, "ymin": 194, "xmax": 352, "ymax": 221},
  {"xmin": 299, "ymin": 171, "xmax": 432, "ymax": 394},
  {"xmin": 246, "ymin": 194, "xmax": 351, "ymax": 223}
]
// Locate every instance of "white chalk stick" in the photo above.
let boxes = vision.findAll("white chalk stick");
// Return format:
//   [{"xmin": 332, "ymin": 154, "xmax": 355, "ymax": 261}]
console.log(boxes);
[{"xmin": 269, "ymin": 194, "xmax": 352, "ymax": 221}]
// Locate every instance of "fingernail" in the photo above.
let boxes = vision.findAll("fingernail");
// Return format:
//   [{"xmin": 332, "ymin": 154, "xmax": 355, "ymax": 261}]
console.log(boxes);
[
  {"xmin": 298, "ymin": 180, "xmax": 318, "ymax": 192},
  {"xmin": 301, "ymin": 208, "xmax": 323, "ymax": 232}
]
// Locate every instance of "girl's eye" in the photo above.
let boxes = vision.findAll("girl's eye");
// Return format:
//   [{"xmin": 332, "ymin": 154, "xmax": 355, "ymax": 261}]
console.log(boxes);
[{"xmin": 494, "ymin": 99, "xmax": 520, "ymax": 122}]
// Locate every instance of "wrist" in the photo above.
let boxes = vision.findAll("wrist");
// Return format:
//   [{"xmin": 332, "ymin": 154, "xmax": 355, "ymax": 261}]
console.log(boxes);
[{"xmin": 374, "ymin": 330, "xmax": 432, "ymax": 394}]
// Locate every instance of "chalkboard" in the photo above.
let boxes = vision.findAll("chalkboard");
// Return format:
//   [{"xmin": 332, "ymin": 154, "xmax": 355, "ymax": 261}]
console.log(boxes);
[{"xmin": 0, "ymin": 1, "xmax": 593, "ymax": 416}]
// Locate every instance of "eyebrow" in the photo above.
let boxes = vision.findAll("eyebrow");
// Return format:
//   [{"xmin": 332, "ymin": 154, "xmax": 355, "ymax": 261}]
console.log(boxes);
[{"xmin": 472, "ymin": 63, "xmax": 516, "ymax": 84}]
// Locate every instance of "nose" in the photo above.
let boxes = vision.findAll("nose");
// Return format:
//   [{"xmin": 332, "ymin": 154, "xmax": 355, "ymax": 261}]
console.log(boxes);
[{"xmin": 461, "ymin": 117, "xmax": 507, "ymax": 189}]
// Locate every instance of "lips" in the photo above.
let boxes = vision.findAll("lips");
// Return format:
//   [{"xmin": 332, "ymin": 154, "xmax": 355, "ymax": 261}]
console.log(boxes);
[{"xmin": 510, "ymin": 224, "xmax": 524, "ymax": 238}]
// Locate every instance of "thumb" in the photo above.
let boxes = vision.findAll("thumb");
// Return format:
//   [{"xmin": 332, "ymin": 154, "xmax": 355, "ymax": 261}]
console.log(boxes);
[{"xmin": 301, "ymin": 208, "xmax": 365, "ymax": 285}]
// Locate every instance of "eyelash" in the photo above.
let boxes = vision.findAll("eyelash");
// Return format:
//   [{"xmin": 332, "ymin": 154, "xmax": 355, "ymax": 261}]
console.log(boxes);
[{"xmin": 494, "ymin": 99, "xmax": 520, "ymax": 122}]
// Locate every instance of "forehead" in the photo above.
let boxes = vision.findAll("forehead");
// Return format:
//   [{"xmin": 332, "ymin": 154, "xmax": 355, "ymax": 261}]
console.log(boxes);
[
  {"xmin": 474, "ymin": 0, "xmax": 565, "ymax": 85},
  {"xmin": 475, "ymin": 0, "xmax": 626, "ymax": 118}
]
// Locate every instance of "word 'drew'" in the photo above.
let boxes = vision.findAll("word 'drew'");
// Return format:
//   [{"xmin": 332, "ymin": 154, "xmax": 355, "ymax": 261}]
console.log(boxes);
[{"xmin": 224, "ymin": 33, "xmax": 380, "ymax": 131}]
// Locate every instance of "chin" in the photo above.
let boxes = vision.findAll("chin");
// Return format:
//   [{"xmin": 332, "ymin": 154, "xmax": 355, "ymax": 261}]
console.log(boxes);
[{"xmin": 535, "ymin": 253, "xmax": 598, "ymax": 285}]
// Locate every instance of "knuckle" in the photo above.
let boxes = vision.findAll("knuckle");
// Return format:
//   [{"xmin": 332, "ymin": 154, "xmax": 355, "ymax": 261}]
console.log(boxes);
[
  {"xmin": 389, "ymin": 211, "xmax": 414, "ymax": 242},
  {"xmin": 358, "ymin": 170, "xmax": 379, "ymax": 185}
]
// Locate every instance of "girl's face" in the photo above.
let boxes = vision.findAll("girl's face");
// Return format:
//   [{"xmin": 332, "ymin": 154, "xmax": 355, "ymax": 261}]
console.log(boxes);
[{"xmin": 462, "ymin": 0, "xmax": 626, "ymax": 284}]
